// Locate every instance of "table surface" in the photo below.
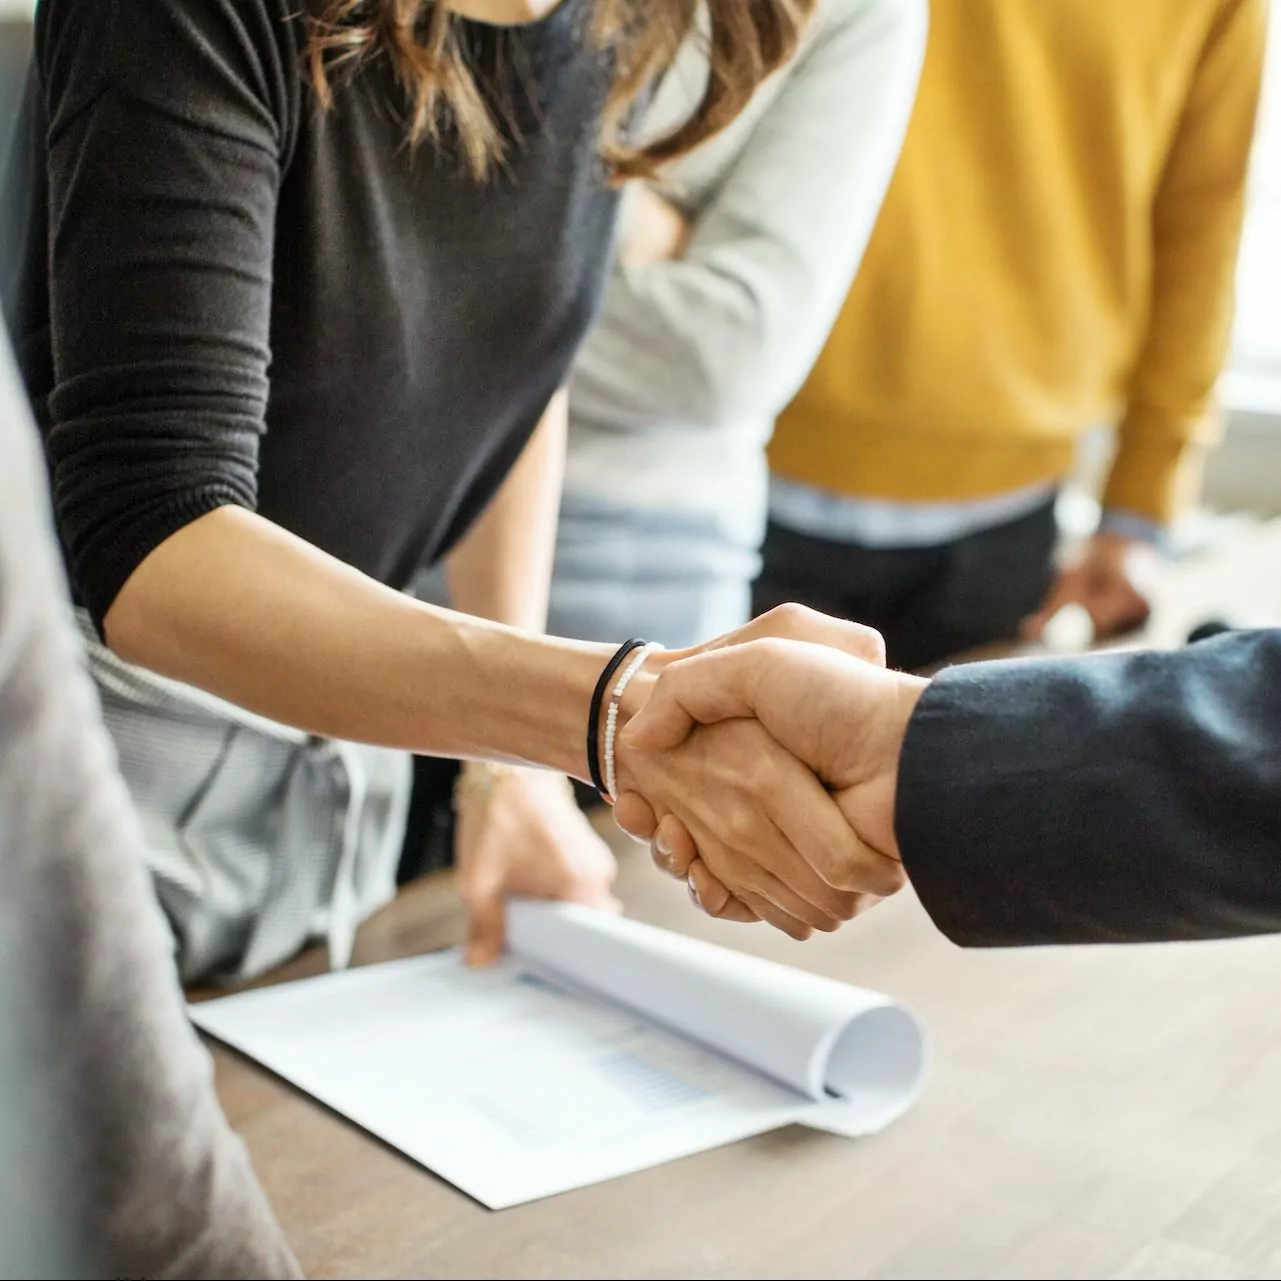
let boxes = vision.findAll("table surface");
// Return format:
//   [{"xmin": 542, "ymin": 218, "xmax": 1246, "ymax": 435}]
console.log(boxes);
[{"xmin": 208, "ymin": 520, "xmax": 1281, "ymax": 1281}]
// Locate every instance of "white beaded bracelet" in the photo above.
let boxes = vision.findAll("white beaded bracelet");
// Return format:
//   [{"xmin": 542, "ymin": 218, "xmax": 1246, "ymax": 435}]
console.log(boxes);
[{"xmin": 604, "ymin": 642, "xmax": 663, "ymax": 803}]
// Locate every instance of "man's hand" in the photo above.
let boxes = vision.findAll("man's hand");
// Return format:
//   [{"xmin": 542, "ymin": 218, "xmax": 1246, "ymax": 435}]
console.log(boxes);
[
  {"xmin": 455, "ymin": 765, "xmax": 620, "ymax": 965},
  {"xmin": 618, "ymin": 638, "xmax": 928, "ymax": 929},
  {"xmin": 611, "ymin": 711, "xmax": 885, "ymax": 941},
  {"xmin": 603, "ymin": 606, "xmax": 893, "ymax": 939},
  {"xmin": 1023, "ymin": 532, "xmax": 1159, "ymax": 643},
  {"xmin": 668, "ymin": 602, "xmax": 888, "ymax": 669}
]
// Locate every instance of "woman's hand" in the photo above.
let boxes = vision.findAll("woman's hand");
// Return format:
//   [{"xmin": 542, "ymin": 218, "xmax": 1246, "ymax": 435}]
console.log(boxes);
[{"xmin": 454, "ymin": 764, "xmax": 621, "ymax": 965}]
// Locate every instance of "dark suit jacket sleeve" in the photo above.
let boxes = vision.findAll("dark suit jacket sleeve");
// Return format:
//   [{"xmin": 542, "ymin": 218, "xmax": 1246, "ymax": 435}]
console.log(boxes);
[{"xmin": 895, "ymin": 632, "xmax": 1281, "ymax": 946}]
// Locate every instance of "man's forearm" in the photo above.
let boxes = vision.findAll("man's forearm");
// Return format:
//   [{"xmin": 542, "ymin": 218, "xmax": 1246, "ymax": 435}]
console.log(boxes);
[{"xmin": 896, "ymin": 634, "xmax": 1281, "ymax": 947}]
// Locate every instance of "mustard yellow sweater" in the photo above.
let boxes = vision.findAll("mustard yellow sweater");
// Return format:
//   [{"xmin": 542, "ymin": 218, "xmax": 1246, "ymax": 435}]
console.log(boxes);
[{"xmin": 770, "ymin": 0, "xmax": 1268, "ymax": 524}]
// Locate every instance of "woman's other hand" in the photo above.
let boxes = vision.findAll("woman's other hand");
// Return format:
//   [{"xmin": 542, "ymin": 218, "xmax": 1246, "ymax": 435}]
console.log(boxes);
[{"xmin": 455, "ymin": 764, "xmax": 620, "ymax": 965}]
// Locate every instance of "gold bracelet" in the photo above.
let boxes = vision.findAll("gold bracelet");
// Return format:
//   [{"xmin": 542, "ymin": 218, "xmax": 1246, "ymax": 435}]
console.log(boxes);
[{"xmin": 452, "ymin": 762, "xmax": 576, "ymax": 809}]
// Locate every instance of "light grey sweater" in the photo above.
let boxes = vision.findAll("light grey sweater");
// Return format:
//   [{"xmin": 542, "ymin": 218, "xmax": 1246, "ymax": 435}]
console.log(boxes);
[
  {"xmin": 565, "ymin": 0, "xmax": 928, "ymax": 553},
  {"xmin": 0, "ymin": 340, "xmax": 301, "ymax": 1277}
]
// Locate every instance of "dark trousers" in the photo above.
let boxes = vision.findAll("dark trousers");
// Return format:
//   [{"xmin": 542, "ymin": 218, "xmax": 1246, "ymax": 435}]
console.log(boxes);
[{"xmin": 753, "ymin": 497, "xmax": 1059, "ymax": 672}]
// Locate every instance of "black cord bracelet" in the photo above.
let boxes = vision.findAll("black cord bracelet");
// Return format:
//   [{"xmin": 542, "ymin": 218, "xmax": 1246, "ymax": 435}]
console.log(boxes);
[{"xmin": 587, "ymin": 638, "xmax": 647, "ymax": 801}]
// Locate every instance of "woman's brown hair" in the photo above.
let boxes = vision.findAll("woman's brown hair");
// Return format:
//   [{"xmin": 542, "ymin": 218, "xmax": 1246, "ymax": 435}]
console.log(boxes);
[{"xmin": 306, "ymin": 1, "xmax": 816, "ymax": 179}]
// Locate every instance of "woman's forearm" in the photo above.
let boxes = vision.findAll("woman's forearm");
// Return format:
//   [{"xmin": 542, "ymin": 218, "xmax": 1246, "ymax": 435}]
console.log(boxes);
[
  {"xmin": 103, "ymin": 505, "xmax": 613, "ymax": 778},
  {"xmin": 101, "ymin": 507, "xmax": 898, "ymax": 935},
  {"xmin": 446, "ymin": 390, "xmax": 567, "ymax": 630}
]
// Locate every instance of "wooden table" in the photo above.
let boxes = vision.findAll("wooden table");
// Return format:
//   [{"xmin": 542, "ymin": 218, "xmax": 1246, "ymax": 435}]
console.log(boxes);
[{"xmin": 209, "ymin": 521, "xmax": 1281, "ymax": 1281}]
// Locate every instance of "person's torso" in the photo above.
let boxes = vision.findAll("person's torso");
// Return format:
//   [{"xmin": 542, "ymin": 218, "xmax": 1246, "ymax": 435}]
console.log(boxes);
[
  {"xmin": 774, "ymin": 0, "xmax": 1231, "ymax": 472},
  {"xmin": 563, "ymin": 13, "xmax": 811, "ymax": 550},
  {"xmin": 264, "ymin": 7, "xmax": 619, "ymax": 584},
  {"xmin": 5, "ymin": 0, "xmax": 619, "ymax": 591}
]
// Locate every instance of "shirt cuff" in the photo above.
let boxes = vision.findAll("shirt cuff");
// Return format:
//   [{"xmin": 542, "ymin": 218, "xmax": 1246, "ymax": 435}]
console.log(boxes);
[{"xmin": 1097, "ymin": 509, "xmax": 1168, "ymax": 549}]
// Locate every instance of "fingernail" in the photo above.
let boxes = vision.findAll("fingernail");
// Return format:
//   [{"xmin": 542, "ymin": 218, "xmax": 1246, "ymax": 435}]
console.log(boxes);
[
  {"xmin": 656, "ymin": 831, "xmax": 672, "ymax": 857},
  {"xmin": 687, "ymin": 875, "xmax": 701, "ymax": 909}
]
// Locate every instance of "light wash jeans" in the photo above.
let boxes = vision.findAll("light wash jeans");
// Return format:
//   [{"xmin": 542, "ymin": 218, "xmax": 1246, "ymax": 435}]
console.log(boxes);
[
  {"xmin": 413, "ymin": 491, "xmax": 757, "ymax": 651},
  {"xmin": 549, "ymin": 492, "xmax": 757, "ymax": 649}
]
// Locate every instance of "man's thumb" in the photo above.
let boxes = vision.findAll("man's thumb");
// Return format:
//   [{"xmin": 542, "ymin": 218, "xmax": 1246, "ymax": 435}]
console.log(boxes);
[{"xmin": 621, "ymin": 649, "xmax": 755, "ymax": 751}]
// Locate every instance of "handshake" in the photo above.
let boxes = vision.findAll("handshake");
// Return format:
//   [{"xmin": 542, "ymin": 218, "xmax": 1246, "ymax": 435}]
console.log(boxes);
[{"xmin": 609, "ymin": 607, "xmax": 931, "ymax": 941}]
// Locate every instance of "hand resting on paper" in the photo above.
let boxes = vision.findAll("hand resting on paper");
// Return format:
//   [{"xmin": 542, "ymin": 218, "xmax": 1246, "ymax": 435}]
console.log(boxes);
[
  {"xmin": 455, "ymin": 764, "xmax": 621, "ymax": 966},
  {"xmin": 616, "ymin": 636, "xmax": 926, "ymax": 931}
]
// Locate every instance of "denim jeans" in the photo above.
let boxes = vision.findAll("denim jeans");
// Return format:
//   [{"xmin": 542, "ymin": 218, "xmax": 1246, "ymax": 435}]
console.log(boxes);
[
  {"xmin": 547, "ymin": 491, "xmax": 757, "ymax": 649},
  {"xmin": 413, "ymin": 491, "xmax": 757, "ymax": 650}
]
